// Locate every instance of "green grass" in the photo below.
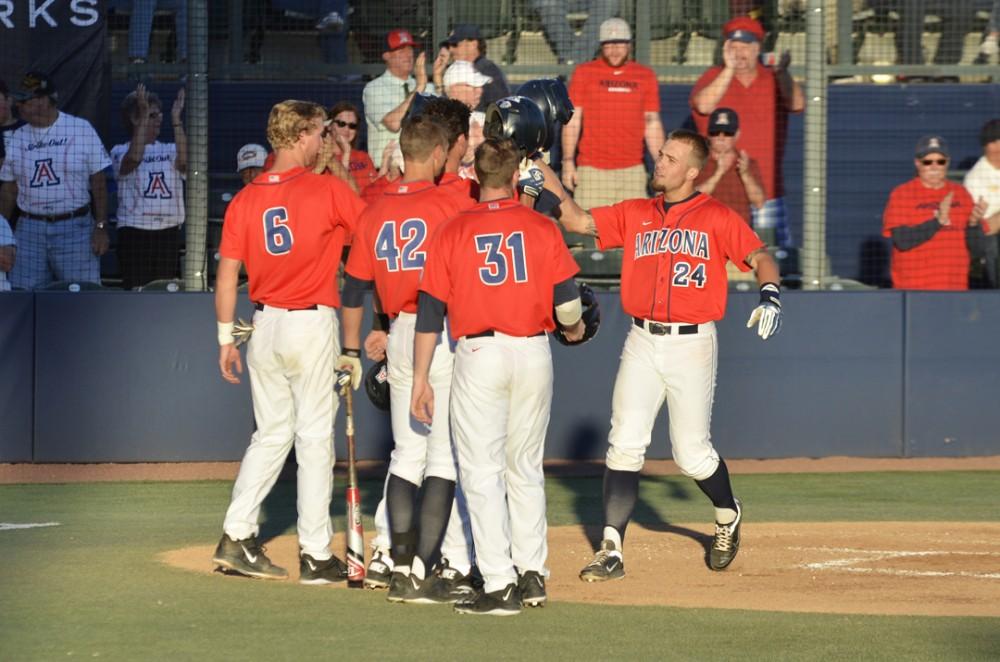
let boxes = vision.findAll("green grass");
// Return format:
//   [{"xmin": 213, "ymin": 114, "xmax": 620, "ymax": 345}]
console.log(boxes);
[{"xmin": 1, "ymin": 472, "xmax": 998, "ymax": 660}]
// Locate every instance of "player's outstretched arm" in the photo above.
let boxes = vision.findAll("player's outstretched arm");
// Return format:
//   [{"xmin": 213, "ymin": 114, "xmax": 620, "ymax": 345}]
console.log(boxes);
[
  {"xmin": 745, "ymin": 249, "xmax": 782, "ymax": 340},
  {"xmin": 215, "ymin": 257, "xmax": 243, "ymax": 383},
  {"xmin": 532, "ymin": 158, "xmax": 598, "ymax": 237},
  {"xmin": 410, "ymin": 331, "xmax": 438, "ymax": 425}
]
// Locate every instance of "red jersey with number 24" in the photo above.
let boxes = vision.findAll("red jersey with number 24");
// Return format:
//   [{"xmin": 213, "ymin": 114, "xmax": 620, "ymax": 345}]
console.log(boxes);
[
  {"xmin": 592, "ymin": 192, "xmax": 764, "ymax": 324},
  {"xmin": 420, "ymin": 198, "xmax": 580, "ymax": 339},
  {"xmin": 345, "ymin": 179, "xmax": 476, "ymax": 316},
  {"xmin": 220, "ymin": 167, "xmax": 365, "ymax": 308}
]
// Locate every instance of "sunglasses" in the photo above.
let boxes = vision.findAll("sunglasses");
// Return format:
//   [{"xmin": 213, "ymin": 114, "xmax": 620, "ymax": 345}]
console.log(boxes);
[
  {"xmin": 709, "ymin": 130, "xmax": 736, "ymax": 137},
  {"xmin": 920, "ymin": 158, "xmax": 947, "ymax": 166},
  {"xmin": 333, "ymin": 119, "xmax": 358, "ymax": 129}
]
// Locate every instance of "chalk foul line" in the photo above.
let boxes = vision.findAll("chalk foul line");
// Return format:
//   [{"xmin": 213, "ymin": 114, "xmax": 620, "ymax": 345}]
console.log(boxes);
[
  {"xmin": 788, "ymin": 546, "xmax": 1000, "ymax": 580},
  {"xmin": 0, "ymin": 522, "xmax": 61, "ymax": 531}
]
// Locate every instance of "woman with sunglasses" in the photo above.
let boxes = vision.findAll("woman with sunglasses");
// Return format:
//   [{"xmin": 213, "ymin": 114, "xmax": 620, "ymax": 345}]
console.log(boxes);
[{"xmin": 314, "ymin": 102, "xmax": 376, "ymax": 194}]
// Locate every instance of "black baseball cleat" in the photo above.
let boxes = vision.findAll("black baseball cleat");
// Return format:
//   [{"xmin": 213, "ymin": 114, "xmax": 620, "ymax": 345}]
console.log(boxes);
[
  {"xmin": 212, "ymin": 533, "xmax": 288, "ymax": 580},
  {"xmin": 579, "ymin": 539, "xmax": 625, "ymax": 582},
  {"xmin": 517, "ymin": 570, "xmax": 547, "ymax": 607},
  {"xmin": 454, "ymin": 583, "xmax": 522, "ymax": 616},
  {"xmin": 299, "ymin": 552, "xmax": 349, "ymax": 584},
  {"xmin": 431, "ymin": 560, "xmax": 477, "ymax": 601},
  {"xmin": 709, "ymin": 498, "xmax": 743, "ymax": 571},
  {"xmin": 387, "ymin": 571, "xmax": 423, "ymax": 603},
  {"xmin": 363, "ymin": 549, "xmax": 393, "ymax": 590}
]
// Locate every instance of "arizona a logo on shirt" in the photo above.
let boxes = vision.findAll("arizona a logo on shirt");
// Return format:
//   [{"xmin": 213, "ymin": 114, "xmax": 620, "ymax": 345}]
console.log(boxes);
[
  {"xmin": 29, "ymin": 158, "xmax": 61, "ymax": 187},
  {"xmin": 144, "ymin": 171, "xmax": 173, "ymax": 199}
]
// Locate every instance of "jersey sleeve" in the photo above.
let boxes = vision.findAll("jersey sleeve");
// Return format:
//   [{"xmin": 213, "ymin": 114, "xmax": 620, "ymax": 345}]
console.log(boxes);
[
  {"xmin": 218, "ymin": 195, "xmax": 246, "ymax": 261},
  {"xmin": 418, "ymin": 220, "xmax": 454, "ymax": 303},
  {"xmin": 591, "ymin": 202, "xmax": 629, "ymax": 250},
  {"xmin": 642, "ymin": 67, "xmax": 661, "ymax": 113},
  {"xmin": 716, "ymin": 203, "xmax": 765, "ymax": 271},
  {"xmin": 344, "ymin": 211, "xmax": 375, "ymax": 281}
]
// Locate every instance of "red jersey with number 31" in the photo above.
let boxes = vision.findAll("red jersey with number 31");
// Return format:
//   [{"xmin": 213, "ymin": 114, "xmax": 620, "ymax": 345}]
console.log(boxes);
[
  {"xmin": 420, "ymin": 199, "xmax": 580, "ymax": 339},
  {"xmin": 220, "ymin": 167, "xmax": 365, "ymax": 308},
  {"xmin": 345, "ymin": 180, "xmax": 475, "ymax": 316},
  {"xmin": 592, "ymin": 192, "xmax": 764, "ymax": 324}
]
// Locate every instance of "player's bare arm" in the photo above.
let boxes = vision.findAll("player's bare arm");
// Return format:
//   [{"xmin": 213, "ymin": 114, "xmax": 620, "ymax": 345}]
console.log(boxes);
[
  {"xmin": 0, "ymin": 181, "xmax": 17, "ymax": 220},
  {"xmin": 364, "ymin": 292, "xmax": 389, "ymax": 361},
  {"xmin": 410, "ymin": 330, "xmax": 438, "ymax": 425},
  {"xmin": 89, "ymin": 171, "xmax": 109, "ymax": 256},
  {"xmin": 531, "ymin": 158, "xmax": 599, "ymax": 237},
  {"xmin": 214, "ymin": 256, "xmax": 243, "ymax": 384}
]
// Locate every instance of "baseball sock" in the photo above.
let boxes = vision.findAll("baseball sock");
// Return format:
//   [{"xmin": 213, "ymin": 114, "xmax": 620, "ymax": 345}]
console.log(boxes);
[
  {"xmin": 414, "ymin": 476, "xmax": 456, "ymax": 578},
  {"xmin": 387, "ymin": 473, "xmax": 419, "ymax": 569},
  {"xmin": 694, "ymin": 459, "xmax": 739, "ymax": 524},
  {"xmin": 603, "ymin": 468, "xmax": 640, "ymax": 550}
]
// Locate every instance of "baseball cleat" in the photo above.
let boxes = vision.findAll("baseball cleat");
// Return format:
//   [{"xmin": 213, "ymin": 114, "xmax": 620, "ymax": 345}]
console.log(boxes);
[
  {"xmin": 212, "ymin": 533, "xmax": 288, "ymax": 580},
  {"xmin": 709, "ymin": 498, "xmax": 743, "ymax": 571},
  {"xmin": 454, "ymin": 583, "xmax": 522, "ymax": 616},
  {"xmin": 364, "ymin": 549, "xmax": 393, "ymax": 590},
  {"xmin": 298, "ymin": 552, "xmax": 349, "ymax": 584},
  {"xmin": 387, "ymin": 571, "xmax": 421, "ymax": 603},
  {"xmin": 579, "ymin": 539, "xmax": 625, "ymax": 582},
  {"xmin": 517, "ymin": 570, "xmax": 547, "ymax": 607},
  {"xmin": 432, "ymin": 560, "xmax": 477, "ymax": 601}
]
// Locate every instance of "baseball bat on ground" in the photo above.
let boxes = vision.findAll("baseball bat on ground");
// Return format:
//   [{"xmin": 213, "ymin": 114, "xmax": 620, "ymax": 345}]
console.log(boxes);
[{"xmin": 338, "ymin": 373, "xmax": 366, "ymax": 586}]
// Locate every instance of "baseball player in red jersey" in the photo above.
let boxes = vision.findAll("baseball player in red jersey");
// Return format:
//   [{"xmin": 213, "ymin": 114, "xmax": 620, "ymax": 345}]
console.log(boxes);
[
  {"xmin": 212, "ymin": 100, "xmax": 367, "ymax": 584},
  {"xmin": 537, "ymin": 128, "xmax": 781, "ymax": 578},
  {"xmin": 340, "ymin": 115, "xmax": 478, "ymax": 604},
  {"xmin": 411, "ymin": 138, "xmax": 584, "ymax": 616}
]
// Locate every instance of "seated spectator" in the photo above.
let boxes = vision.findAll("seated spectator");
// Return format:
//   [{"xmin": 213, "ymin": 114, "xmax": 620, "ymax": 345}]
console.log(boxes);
[
  {"xmin": 978, "ymin": 0, "xmax": 999, "ymax": 60},
  {"xmin": 314, "ymin": 102, "xmax": 377, "ymax": 193},
  {"xmin": 964, "ymin": 119, "xmax": 1000, "ymax": 287},
  {"xmin": 270, "ymin": 0, "xmax": 350, "ymax": 63},
  {"xmin": 0, "ymin": 73, "xmax": 111, "ymax": 289},
  {"xmin": 694, "ymin": 108, "xmax": 765, "ymax": 228},
  {"xmin": 0, "ymin": 213, "xmax": 14, "ymax": 292},
  {"xmin": 236, "ymin": 143, "xmax": 268, "ymax": 186},
  {"xmin": 1, "ymin": 79, "xmax": 27, "ymax": 171},
  {"xmin": 882, "ymin": 136, "xmax": 981, "ymax": 290},
  {"xmin": 432, "ymin": 24, "xmax": 511, "ymax": 112},
  {"xmin": 110, "ymin": 83, "xmax": 187, "ymax": 290},
  {"xmin": 530, "ymin": 0, "xmax": 618, "ymax": 65},
  {"xmin": 125, "ymin": 0, "xmax": 188, "ymax": 64}
]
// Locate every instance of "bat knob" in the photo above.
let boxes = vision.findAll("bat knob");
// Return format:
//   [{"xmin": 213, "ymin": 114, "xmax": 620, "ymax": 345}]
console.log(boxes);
[{"xmin": 336, "ymin": 370, "xmax": 352, "ymax": 388}]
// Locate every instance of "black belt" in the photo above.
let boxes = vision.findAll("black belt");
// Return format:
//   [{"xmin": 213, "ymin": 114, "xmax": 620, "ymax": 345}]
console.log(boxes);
[
  {"xmin": 633, "ymin": 317, "xmax": 699, "ymax": 335},
  {"xmin": 21, "ymin": 205, "xmax": 91, "ymax": 222},
  {"xmin": 254, "ymin": 302, "xmax": 319, "ymax": 311},
  {"xmin": 466, "ymin": 330, "xmax": 546, "ymax": 339}
]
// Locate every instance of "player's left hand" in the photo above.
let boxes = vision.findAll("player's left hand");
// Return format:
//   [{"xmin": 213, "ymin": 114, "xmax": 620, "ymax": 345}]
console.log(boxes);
[
  {"xmin": 746, "ymin": 283, "xmax": 782, "ymax": 340},
  {"xmin": 364, "ymin": 330, "xmax": 388, "ymax": 361},
  {"xmin": 335, "ymin": 349, "xmax": 363, "ymax": 390},
  {"xmin": 411, "ymin": 378, "xmax": 434, "ymax": 425},
  {"xmin": 91, "ymin": 226, "xmax": 110, "ymax": 256}
]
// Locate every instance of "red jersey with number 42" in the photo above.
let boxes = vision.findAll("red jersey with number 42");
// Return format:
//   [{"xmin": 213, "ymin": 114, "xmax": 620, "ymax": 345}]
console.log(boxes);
[
  {"xmin": 420, "ymin": 198, "xmax": 580, "ymax": 339},
  {"xmin": 220, "ymin": 167, "xmax": 365, "ymax": 308},
  {"xmin": 345, "ymin": 179, "xmax": 475, "ymax": 316},
  {"xmin": 592, "ymin": 192, "xmax": 764, "ymax": 324}
]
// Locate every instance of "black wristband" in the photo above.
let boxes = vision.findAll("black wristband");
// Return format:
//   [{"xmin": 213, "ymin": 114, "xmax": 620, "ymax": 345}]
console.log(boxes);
[
  {"xmin": 372, "ymin": 313, "xmax": 390, "ymax": 332},
  {"xmin": 759, "ymin": 282, "xmax": 780, "ymax": 306},
  {"xmin": 343, "ymin": 348, "xmax": 360, "ymax": 358}
]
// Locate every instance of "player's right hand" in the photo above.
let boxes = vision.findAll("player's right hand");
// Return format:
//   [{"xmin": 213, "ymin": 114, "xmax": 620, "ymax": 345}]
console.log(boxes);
[
  {"xmin": 364, "ymin": 331, "xmax": 388, "ymax": 361},
  {"xmin": 411, "ymin": 378, "xmax": 435, "ymax": 425},
  {"xmin": 219, "ymin": 344, "xmax": 243, "ymax": 384},
  {"xmin": 561, "ymin": 162, "xmax": 577, "ymax": 191},
  {"xmin": 335, "ymin": 349, "xmax": 363, "ymax": 390}
]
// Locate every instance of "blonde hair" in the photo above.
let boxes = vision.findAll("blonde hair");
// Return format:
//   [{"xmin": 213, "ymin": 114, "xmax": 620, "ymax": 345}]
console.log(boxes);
[{"xmin": 267, "ymin": 100, "xmax": 327, "ymax": 151}]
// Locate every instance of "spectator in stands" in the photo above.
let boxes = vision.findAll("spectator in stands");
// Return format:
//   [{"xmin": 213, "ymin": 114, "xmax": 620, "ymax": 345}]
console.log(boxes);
[
  {"xmin": 236, "ymin": 143, "xmax": 268, "ymax": 186},
  {"xmin": 690, "ymin": 16, "xmax": 804, "ymax": 247},
  {"xmin": 363, "ymin": 29, "xmax": 435, "ymax": 169},
  {"xmin": 432, "ymin": 24, "xmax": 510, "ymax": 112},
  {"xmin": 313, "ymin": 102, "xmax": 376, "ymax": 193},
  {"xmin": 271, "ymin": 0, "xmax": 350, "ymax": 63},
  {"xmin": 875, "ymin": 1, "xmax": 974, "ymax": 70},
  {"xmin": 361, "ymin": 140, "xmax": 404, "ymax": 204},
  {"xmin": 979, "ymin": 1, "xmax": 999, "ymax": 60},
  {"xmin": 964, "ymin": 119, "xmax": 1000, "ymax": 287},
  {"xmin": 1, "ymin": 79, "xmax": 27, "ymax": 171},
  {"xmin": 695, "ymin": 108, "xmax": 765, "ymax": 227},
  {"xmin": 126, "ymin": 0, "xmax": 188, "ymax": 64},
  {"xmin": 882, "ymin": 136, "xmax": 981, "ymax": 290},
  {"xmin": 0, "ymin": 214, "xmax": 14, "ymax": 292},
  {"xmin": 110, "ymin": 83, "xmax": 187, "ymax": 290},
  {"xmin": 531, "ymin": 0, "xmax": 618, "ymax": 65},
  {"xmin": 0, "ymin": 73, "xmax": 111, "ymax": 289},
  {"xmin": 561, "ymin": 18, "xmax": 664, "ymax": 210},
  {"xmin": 441, "ymin": 61, "xmax": 492, "ymax": 181}
]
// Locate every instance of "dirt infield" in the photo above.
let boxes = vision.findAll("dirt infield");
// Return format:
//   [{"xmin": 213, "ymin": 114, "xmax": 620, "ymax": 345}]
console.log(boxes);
[
  {"xmin": 163, "ymin": 521, "xmax": 1000, "ymax": 618},
  {"xmin": 5, "ymin": 456, "xmax": 1000, "ymax": 483}
]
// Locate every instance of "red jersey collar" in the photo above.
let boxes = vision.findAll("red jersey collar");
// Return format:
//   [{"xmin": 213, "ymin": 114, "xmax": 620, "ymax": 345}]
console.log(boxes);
[
  {"xmin": 470, "ymin": 197, "xmax": 518, "ymax": 212},
  {"xmin": 388, "ymin": 180, "xmax": 436, "ymax": 195},
  {"xmin": 255, "ymin": 166, "xmax": 309, "ymax": 184}
]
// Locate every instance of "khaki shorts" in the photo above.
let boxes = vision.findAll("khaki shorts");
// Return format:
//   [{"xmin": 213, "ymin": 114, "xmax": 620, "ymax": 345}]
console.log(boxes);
[{"xmin": 574, "ymin": 164, "xmax": 649, "ymax": 210}]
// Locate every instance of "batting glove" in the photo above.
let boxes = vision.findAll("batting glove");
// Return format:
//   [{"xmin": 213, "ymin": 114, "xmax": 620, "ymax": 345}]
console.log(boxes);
[
  {"xmin": 746, "ymin": 283, "xmax": 782, "ymax": 340},
  {"xmin": 232, "ymin": 318, "xmax": 255, "ymax": 348},
  {"xmin": 518, "ymin": 159, "xmax": 545, "ymax": 198},
  {"xmin": 335, "ymin": 348, "xmax": 363, "ymax": 390}
]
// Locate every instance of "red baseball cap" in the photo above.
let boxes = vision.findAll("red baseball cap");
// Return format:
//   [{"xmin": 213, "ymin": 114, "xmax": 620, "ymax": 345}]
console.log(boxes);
[
  {"xmin": 723, "ymin": 17, "xmax": 765, "ymax": 43},
  {"xmin": 385, "ymin": 29, "xmax": 419, "ymax": 52}
]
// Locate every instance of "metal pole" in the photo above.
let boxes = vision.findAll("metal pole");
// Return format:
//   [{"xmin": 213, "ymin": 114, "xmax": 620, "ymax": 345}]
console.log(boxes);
[
  {"xmin": 184, "ymin": 0, "xmax": 209, "ymax": 292},
  {"xmin": 837, "ymin": 0, "xmax": 853, "ymax": 65},
  {"xmin": 434, "ymin": 0, "xmax": 450, "ymax": 60},
  {"xmin": 802, "ymin": 0, "xmax": 828, "ymax": 289},
  {"xmin": 634, "ymin": 0, "xmax": 651, "ymax": 65}
]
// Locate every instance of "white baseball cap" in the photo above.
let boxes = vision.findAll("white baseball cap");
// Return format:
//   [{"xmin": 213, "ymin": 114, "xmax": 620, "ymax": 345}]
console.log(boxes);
[
  {"xmin": 599, "ymin": 18, "xmax": 632, "ymax": 43},
  {"xmin": 443, "ymin": 61, "xmax": 492, "ymax": 89},
  {"xmin": 236, "ymin": 143, "xmax": 268, "ymax": 172}
]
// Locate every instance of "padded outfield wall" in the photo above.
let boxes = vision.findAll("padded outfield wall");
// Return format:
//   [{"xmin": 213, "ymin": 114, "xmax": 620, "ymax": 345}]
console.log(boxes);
[{"xmin": 1, "ymin": 291, "xmax": 997, "ymax": 463}]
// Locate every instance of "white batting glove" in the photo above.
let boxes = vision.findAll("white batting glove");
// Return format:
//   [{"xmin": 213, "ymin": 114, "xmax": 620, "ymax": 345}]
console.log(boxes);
[
  {"xmin": 518, "ymin": 158, "xmax": 545, "ymax": 198},
  {"xmin": 746, "ymin": 283, "xmax": 782, "ymax": 340},
  {"xmin": 232, "ymin": 318, "xmax": 255, "ymax": 348},
  {"xmin": 335, "ymin": 349, "xmax": 363, "ymax": 390}
]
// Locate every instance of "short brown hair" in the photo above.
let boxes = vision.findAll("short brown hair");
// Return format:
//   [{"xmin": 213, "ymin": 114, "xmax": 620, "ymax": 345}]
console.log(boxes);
[
  {"xmin": 474, "ymin": 138, "xmax": 520, "ymax": 189},
  {"xmin": 422, "ymin": 97, "xmax": 471, "ymax": 149},
  {"xmin": 667, "ymin": 128, "xmax": 709, "ymax": 169},
  {"xmin": 267, "ymin": 100, "xmax": 327, "ymax": 151},
  {"xmin": 121, "ymin": 89, "xmax": 162, "ymax": 134},
  {"xmin": 399, "ymin": 115, "xmax": 449, "ymax": 161},
  {"xmin": 327, "ymin": 101, "xmax": 361, "ymax": 148}
]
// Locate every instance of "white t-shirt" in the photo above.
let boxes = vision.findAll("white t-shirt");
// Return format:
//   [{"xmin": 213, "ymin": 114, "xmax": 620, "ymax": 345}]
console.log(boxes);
[
  {"xmin": 0, "ymin": 214, "xmax": 14, "ymax": 292},
  {"xmin": 110, "ymin": 141, "xmax": 185, "ymax": 230},
  {"xmin": 964, "ymin": 156, "xmax": 1000, "ymax": 218},
  {"xmin": 0, "ymin": 112, "xmax": 111, "ymax": 216}
]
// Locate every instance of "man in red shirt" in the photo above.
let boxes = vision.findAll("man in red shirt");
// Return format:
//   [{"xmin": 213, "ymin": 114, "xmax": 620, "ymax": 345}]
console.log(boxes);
[
  {"xmin": 882, "ymin": 135, "xmax": 980, "ymax": 290},
  {"xmin": 212, "ymin": 100, "xmax": 367, "ymax": 584},
  {"xmin": 695, "ymin": 107, "xmax": 765, "ymax": 228},
  {"xmin": 690, "ymin": 16, "xmax": 803, "ymax": 246},
  {"xmin": 561, "ymin": 18, "xmax": 664, "ymax": 212}
]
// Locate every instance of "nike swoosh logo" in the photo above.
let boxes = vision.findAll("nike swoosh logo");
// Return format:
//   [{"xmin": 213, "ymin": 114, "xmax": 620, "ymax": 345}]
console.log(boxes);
[
  {"xmin": 241, "ymin": 544, "xmax": 258, "ymax": 564},
  {"xmin": 642, "ymin": 221, "xmax": 653, "ymax": 226},
  {"xmin": 502, "ymin": 587, "xmax": 513, "ymax": 601},
  {"xmin": 410, "ymin": 576, "xmax": 420, "ymax": 589},
  {"xmin": 608, "ymin": 559, "xmax": 620, "ymax": 570},
  {"xmin": 471, "ymin": 348, "xmax": 481, "ymax": 352},
  {"xmin": 306, "ymin": 559, "xmax": 317, "ymax": 571},
  {"xmin": 613, "ymin": 70, "xmax": 623, "ymax": 75}
]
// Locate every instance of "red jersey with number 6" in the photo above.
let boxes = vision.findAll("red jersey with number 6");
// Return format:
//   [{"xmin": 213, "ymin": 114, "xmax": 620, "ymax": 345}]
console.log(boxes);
[
  {"xmin": 345, "ymin": 179, "xmax": 475, "ymax": 316},
  {"xmin": 420, "ymin": 198, "xmax": 580, "ymax": 339},
  {"xmin": 592, "ymin": 192, "xmax": 763, "ymax": 324},
  {"xmin": 220, "ymin": 167, "xmax": 365, "ymax": 308}
]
